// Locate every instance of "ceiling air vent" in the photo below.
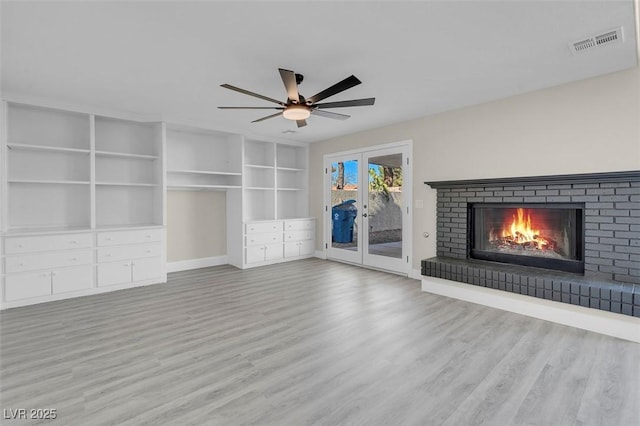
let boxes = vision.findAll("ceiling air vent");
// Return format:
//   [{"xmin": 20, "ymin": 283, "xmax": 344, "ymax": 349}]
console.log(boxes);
[{"xmin": 569, "ymin": 27, "xmax": 624, "ymax": 55}]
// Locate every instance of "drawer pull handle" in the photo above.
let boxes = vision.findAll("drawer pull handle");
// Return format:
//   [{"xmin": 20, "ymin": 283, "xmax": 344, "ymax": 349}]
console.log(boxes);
[
  {"xmin": 107, "ymin": 237, "xmax": 113, "ymax": 241},
  {"xmin": 145, "ymin": 250, "xmax": 152, "ymax": 253},
  {"xmin": 106, "ymin": 253, "xmax": 112, "ymax": 257},
  {"xmin": 19, "ymin": 263, "xmax": 24, "ymax": 267},
  {"xmin": 146, "ymin": 235, "xmax": 152, "ymax": 238},
  {"xmin": 71, "ymin": 240, "xmax": 78, "ymax": 244},
  {"xmin": 18, "ymin": 244, "xmax": 24, "ymax": 248},
  {"xmin": 42, "ymin": 273, "xmax": 49, "ymax": 277},
  {"xmin": 52, "ymin": 272, "xmax": 57, "ymax": 277}
]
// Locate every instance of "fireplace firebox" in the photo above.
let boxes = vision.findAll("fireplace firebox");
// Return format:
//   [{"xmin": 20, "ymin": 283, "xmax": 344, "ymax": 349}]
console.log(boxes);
[{"xmin": 469, "ymin": 203, "xmax": 584, "ymax": 274}]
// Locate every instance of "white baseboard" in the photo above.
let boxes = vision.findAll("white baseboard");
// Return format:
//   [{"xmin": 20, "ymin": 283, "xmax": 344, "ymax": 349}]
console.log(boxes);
[
  {"xmin": 408, "ymin": 268, "xmax": 423, "ymax": 280},
  {"xmin": 167, "ymin": 256, "xmax": 228, "ymax": 273},
  {"xmin": 314, "ymin": 250, "xmax": 327, "ymax": 259},
  {"xmin": 422, "ymin": 276, "xmax": 640, "ymax": 343}
]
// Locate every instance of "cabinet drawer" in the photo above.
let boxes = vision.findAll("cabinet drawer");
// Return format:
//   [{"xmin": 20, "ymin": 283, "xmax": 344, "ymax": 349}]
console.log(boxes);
[
  {"xmin": 97, "ymin": 243, "xmax": 161, "ymax": 263},
  {"xmin": 52, "ymin": 266, "xmax": 92, "ymax": 294},
  {"xmin": 284, "ymin": 219, "xmax": 315, "ymax": 231},
  {"xmin": 245, "ymin": 233, "xmax": 282, "ymax": 246},
  {"xmin": 245, "ymin": 222, "xmax": 283, "ymax": 234},
  {"xmin": 97, "ymin": 229, "xmax": 161, "ymax": 247},
  {"xmin": 5, "ymin": 271, "xmax": 52, "ymax": 301},
  {"xmin": 132, "ymin": 257, "xmax": 162, "ymax": 282},
  {"xmin": 284, "ymin": 230, "xmax": 313, "ymax": 242},
  {"xmin": 6, "ymin": 250, "xmax": 91, "ymax": 273},
  {"xmin": 97, "ymin": 262, "xmax": 132, "ymax": 287},
  {"xmin": 5, "ymin": 233, "xmax": 92, "ymax": 254}
]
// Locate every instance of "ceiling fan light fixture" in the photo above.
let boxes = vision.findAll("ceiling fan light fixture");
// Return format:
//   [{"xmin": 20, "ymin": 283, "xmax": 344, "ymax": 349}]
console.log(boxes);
[{"xmin": 283, "ymin": 104, "xmax": 311, "ymax": 121}]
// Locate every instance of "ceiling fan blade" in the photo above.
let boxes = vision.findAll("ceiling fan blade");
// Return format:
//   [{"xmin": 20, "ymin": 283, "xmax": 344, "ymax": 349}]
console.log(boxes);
[
  {"xmin": 313, "ymin": 98, "xmax": 376, "ymax": 109},
  {"xmin": 306, "ymin": 75, "xmax": 361, "ymax": 104},
  {"xmin": 296, "ymin": 120, "xmax": 307, "ymax": 128},
  {"xmin": 219, "ymin": 107, "xmax": 284, "ymax": 110},
  {"xmin": 221, "ymin": 84, "xmax": 285, "ymax": 106},
  {"xmin": 279, "ymin": 68, "xmax": 300, "ymax": 103},
  {"xmin": 251, "ymin": 111, "xmax": 283, "ymax": 123},
  {"xmin": 311, "ymin": 109, "xmax": 350, "ymax": 120}
]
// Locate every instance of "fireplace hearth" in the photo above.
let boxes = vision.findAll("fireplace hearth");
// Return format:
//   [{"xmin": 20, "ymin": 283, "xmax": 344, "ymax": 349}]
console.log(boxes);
[
  {"xmin": 470, "ymin": 203, "xmax": 584, "ymax": 274},
  {"xmin": 423, "ymin": 171, "xmax": 640, "ymax": 318}
]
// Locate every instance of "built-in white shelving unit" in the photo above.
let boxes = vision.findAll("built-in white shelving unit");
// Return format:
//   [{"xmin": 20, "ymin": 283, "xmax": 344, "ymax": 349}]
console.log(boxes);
[
  {"xmin": 166, "ymin": 126, "xmax": 242, "ymax": 190},
  {"xmin": 1, "ymin": 101, "xmax": 166, "ymax": 309},
  {"xmin": 4, "ymin": 103, "xmax": 92, "ymax": 232},
  {"xmin": 0, "ymin": 99, "xmax": 313, "ymax": 306},
  {"xmin": 94, "ymin": 116, "xmax": 164, "ymax": 228}
]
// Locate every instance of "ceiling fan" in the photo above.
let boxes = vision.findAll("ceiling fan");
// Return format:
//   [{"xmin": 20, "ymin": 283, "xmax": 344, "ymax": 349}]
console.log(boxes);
[{"xmin": 218, "ymin": 68, "xmax": 375, "ymax": 128}]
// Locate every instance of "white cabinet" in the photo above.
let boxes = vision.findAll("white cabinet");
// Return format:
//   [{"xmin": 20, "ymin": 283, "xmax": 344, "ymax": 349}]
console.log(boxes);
[
  {"xmin": 2, "ymin": 232, "xmax": 93, "ymax": 302},
  {"xmin": 243, "ymin": 218, "xmax": 315, "ymax": 267},
  {"xmin": 96, "ymin": 229, "xmax": 163, "ymax": 288},
  {"xmin": 283, "ymin": 219, "xmax": 315, "ymax": 259}
]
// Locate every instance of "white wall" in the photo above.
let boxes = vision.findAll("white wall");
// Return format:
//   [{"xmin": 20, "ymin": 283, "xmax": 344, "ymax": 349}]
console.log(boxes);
[
  {"xmin": 167, "ymin": 190, "xmax": 227, "ymax": 262},
  {"xmin": 309, "ymin": 67, "xmax": 640, "ymax": 270}
]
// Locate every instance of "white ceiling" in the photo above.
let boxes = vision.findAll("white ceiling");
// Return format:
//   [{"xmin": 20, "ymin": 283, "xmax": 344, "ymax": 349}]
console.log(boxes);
[{"xmin": 1, "ymin": 1, "xmax": 638, "ymax": 144}]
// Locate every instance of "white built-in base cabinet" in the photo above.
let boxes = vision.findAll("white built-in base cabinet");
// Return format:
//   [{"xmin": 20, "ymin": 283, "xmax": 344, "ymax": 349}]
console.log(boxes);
[
  {"xmin": 1, "ymin": 227, "xmax": 166, "ymax": 309},
  {"xmin": 244, "ymin": 218, "xmax": 315, "ymax": 268}
]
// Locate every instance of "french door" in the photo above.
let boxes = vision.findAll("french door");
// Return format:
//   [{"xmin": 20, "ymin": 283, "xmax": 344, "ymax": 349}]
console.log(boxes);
[{"xmin": 325, "ymin": 144, "xmax": 411, "ymax": 274}]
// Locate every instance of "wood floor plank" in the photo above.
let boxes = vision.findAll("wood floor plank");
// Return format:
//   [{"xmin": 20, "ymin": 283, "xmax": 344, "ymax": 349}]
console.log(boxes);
[{"xmin": 1, "ymin": 258, "xmax": 638, "ymax": 425}]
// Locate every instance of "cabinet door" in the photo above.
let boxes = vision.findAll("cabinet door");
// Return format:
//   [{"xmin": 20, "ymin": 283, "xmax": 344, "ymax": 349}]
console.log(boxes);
[
  {"xmin": 97, "ymin": 262, "xmax": 132, "ymax": 287},
  {"xmin": 245, "ymin": 245, "xmax": 265, "ymax": 264},
  {"xmin": 132, "ymin": 257, "xmax": 162, "ymax": 282},
  {"xmin": 52, "ymin": 266, "xmax": 92, "ymax": 294},
  {"xmin": 299, "ymin": 240, "xmax": 315, "ymax": 256},
  {"xmin": 264, "ymin": 243, "xmax": 283, "ymax": 261},
  {"xmin": 284, "ymin": 242, "xmax": 300, "ymax": 258},
  {"xmin": 5, "ymin": 271, "xmax": 51, "ymax": 301}
]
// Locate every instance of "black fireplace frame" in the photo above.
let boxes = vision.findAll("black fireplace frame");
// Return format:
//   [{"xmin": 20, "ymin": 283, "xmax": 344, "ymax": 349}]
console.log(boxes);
[{"xmin": 468, "ymin": 203, "xmax": 585, "ymax": 274}]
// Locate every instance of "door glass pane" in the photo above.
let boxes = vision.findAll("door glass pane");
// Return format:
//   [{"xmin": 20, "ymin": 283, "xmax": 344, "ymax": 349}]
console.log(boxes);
[
  {"xmin": 367, "ymin": 154, "xmax": 402, "ymax": 258},
  {"xmin": 331, "ymin": 159, "xmax": 358, "ymax": 251}
]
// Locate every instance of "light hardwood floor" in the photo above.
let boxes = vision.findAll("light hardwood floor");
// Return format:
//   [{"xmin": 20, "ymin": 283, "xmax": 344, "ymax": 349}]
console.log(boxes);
[{"xmin": 1, "ymin": 258, "xmax": 638, "ymax": 425}]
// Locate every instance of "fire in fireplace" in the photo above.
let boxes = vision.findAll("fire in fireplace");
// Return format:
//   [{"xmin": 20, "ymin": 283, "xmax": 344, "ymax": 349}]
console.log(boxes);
[{"xmin": 470, "ymin": 203, "xmax": 584, "ymax": 273}]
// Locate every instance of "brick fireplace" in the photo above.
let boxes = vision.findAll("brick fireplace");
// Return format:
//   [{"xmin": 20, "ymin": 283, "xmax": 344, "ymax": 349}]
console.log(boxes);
[{"xmin": 421, "ymin": 171, "xmax": 640, "ymax": 318}]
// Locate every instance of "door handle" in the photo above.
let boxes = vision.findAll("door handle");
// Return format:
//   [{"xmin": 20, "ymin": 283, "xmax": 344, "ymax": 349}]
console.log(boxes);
[{"xmin": 362, "ymin": 213, "xmax": 368, "ymax": 218}]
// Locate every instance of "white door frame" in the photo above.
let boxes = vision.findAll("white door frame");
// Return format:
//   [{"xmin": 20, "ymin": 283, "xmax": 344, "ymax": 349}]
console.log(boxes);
[{"xmin": 323, "ymin": 140, "xmax": 412, "ymax": 274}]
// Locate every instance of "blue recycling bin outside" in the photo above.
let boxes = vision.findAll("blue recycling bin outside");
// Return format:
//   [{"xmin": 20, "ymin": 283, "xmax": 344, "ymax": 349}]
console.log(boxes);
[{"xmin": 332, "ymin": 200, "xmax": 358, "ymax": 243}]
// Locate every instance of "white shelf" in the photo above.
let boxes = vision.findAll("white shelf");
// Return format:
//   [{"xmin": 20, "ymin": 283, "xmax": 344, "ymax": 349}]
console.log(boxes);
[
  {"xmin": 277, "ymin": 187, "xmax": 303, "ymax": 191},
  {"xmin": 96, "ymin": 182, "xmax": 158, "ymax": 187},
  {"xmin": 8, "ymin": 143, "xmax": 90, "ymax": 155},
  {"xmin": 245, "ymin": 164, "xmax": 274, "ymax": 169},
  {"xmin": 276, "ymin": 166, "xmax": 304, "ymax": 172},
  {"xmin": 245, "ymin": 186, "xmax": 274, "ymax": 191},
  {"xmin": 8, "ymin": 179, "xmax": 90, "ymax": 185},
  {"xmin": 168, "ymin": 184, "xmax": 241, "ymax": 190},
  {"xmin": 95, "ymin": 150, "xmax": 158, "ymax": 160},
  {"xmin": 167, "ymin": 169, "xmax": 242, "ymax": 176}
]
